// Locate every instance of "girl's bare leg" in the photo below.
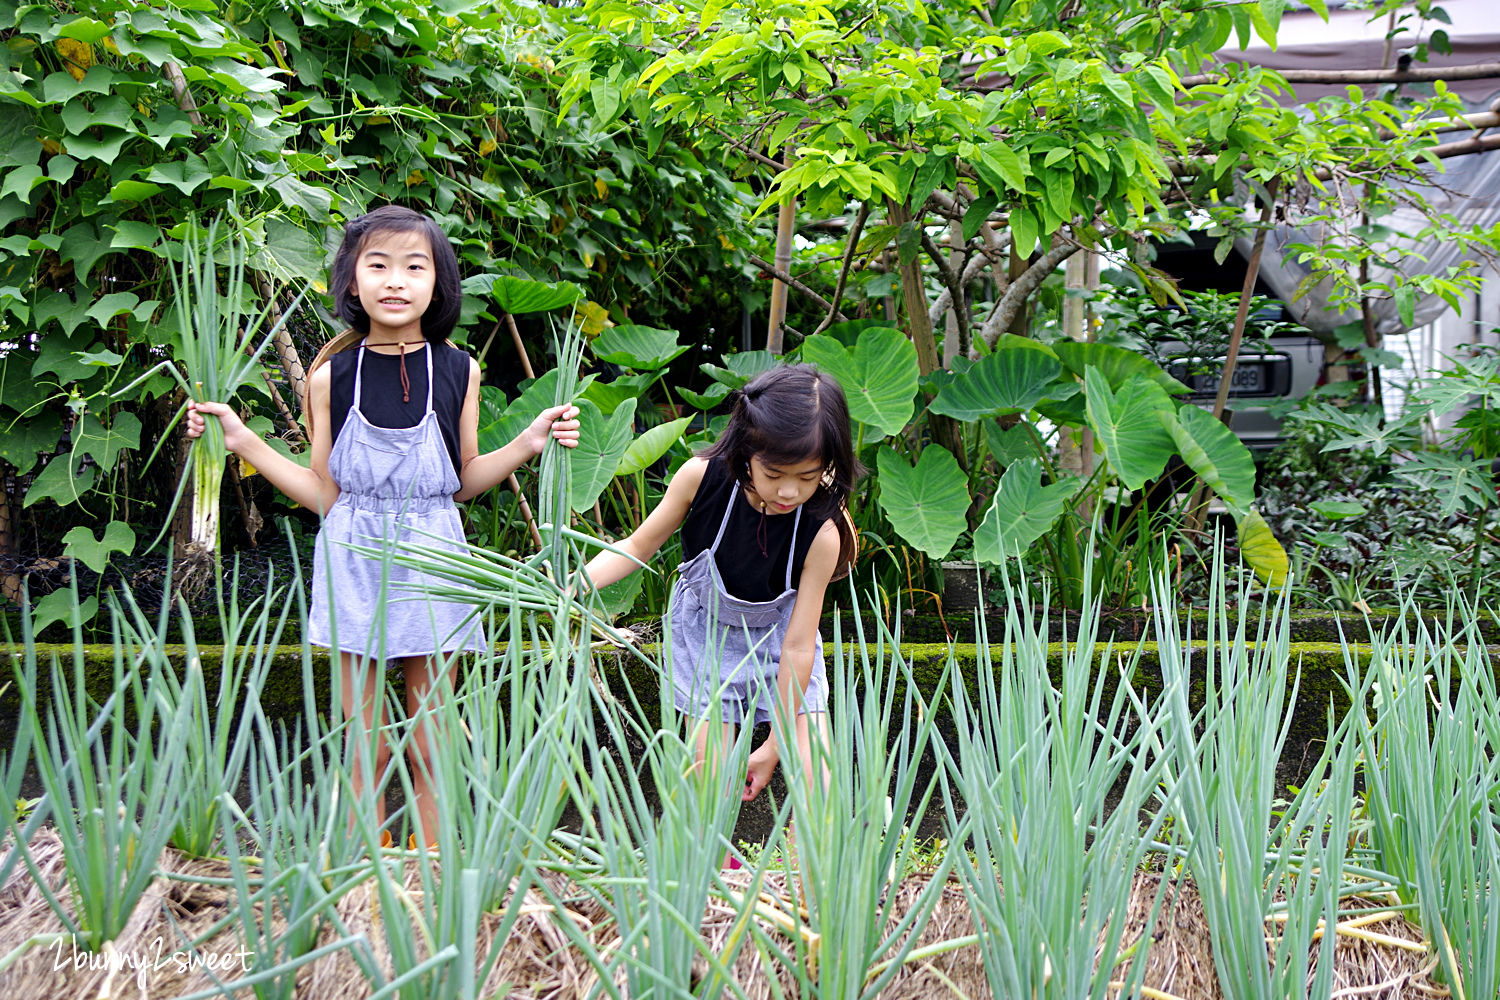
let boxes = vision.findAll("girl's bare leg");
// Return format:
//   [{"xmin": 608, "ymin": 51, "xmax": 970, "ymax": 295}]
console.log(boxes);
[
  {"xmin": 691, "ymin": 719, "xmax": 737, "ymax": 866},
  {"xmin": 404, "ymin": 654, "xmax": 459, "ymax": 846},
  {"xmin": 341, "ymin": 651, "xmax": 391, "ymax": 831}
]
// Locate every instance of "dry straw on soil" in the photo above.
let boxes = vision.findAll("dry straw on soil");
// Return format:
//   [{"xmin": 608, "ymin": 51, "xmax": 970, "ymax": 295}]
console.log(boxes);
[{"xmin": 0, "ymin": 830, "xmax": 1443, "ymax": 1000}]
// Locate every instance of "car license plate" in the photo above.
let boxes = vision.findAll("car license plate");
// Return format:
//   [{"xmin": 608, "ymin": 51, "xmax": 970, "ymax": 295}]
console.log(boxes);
[{"xmin": 1190, "ymin": 363, "xmax": 1265, "ymax": 396}]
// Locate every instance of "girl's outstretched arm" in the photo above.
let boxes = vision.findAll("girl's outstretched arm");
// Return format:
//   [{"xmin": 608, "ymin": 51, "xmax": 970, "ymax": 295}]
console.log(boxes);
[
  {"xmin": 581, "ymin": 456, "xmax": 708, "ymax": 590},
  {"xmin": 185, "ymin": 363, "xmax": 339, "ymax": 515},
  {"xmin": 744, "ymin": 518, "xmax": 839, "ymax": 800},
  {"xmin": 455, "ymin": 358, "xmax": 580, "ymax": 501}
]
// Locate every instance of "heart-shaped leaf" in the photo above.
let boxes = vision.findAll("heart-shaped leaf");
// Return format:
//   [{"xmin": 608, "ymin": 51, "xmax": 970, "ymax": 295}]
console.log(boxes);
[
  {"xmin": 801, "ymin": 325, "xmax": 918, "ymax": 438},
  {"xmin": 973, "ymin": 458, "xmax": 1080, "ymax": 564},
  {"xmin": 616, "ymin": 416, "xmax": 691, "ymax": 476},
  {"xmin": 1055, "ymin": 340, "xmax": 1189, "ymax": 394},
  {"xmin": 61, "ymin": 520, "xmax": 135, "ymax": 574},
  {"xmin": 569, "ymin": 397, "xmax": 637, "ymax": 512},
  {"xmin": 1236, "ymin": 508, "xmax": 1288, "ymax": 587},
  {"xmin": 876, "ymin": 445, "xmax": 970, "ymax": 559},
  {"xmin": 591, "ymin": 325, "xmax": 689, "ymax": 371},
  {"xmin": 1084, "ymin": 369, "xmax": 1175, "ymax": 491},
  {"xmin": 1163, "ymin": 404, "xmax": 1257, "ymax": 510},
  {"xmin": 490, "ymin": 276, "xmax": 584, "ymax": 315},
  {"xmin": 1309, "ymin": 500, "xmax": 1366, "ymax": 520},
  {"xmin": 929, "ymin": 346, "xmax": 1063, "ymax": 420}
]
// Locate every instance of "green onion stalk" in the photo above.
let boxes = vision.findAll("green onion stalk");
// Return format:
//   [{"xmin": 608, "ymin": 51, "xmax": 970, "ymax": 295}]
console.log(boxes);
[{"xmin": 119, "ymin": 217, "xmax": 308, "ymax": 594}]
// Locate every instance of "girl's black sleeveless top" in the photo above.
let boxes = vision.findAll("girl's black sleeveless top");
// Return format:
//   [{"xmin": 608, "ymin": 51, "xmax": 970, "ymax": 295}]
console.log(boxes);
[
  {"xmin": 680, "ymin": 457, "xmax": 828, "ymax": 602},
  {"xmin": 328, "ymin": 342, "xmax": 470, "ymax": 476}
]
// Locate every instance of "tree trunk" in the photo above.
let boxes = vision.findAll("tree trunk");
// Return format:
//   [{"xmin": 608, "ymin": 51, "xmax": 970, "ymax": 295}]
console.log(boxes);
[
  {"xmin": 0, "ymin": 463, "xmax": 20, "ymax": 604},
  {"xmin": 887, "ymin": 200, "xmax": 964, "ymax": 461}
]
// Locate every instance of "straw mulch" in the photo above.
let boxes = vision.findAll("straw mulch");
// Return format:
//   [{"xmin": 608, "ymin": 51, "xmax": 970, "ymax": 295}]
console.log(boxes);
[{"xmin": 0, "ymin": 830, "xmax": 1446, "ymax": 999}]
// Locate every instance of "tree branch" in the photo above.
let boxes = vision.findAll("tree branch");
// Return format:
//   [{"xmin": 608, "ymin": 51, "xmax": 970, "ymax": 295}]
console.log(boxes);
[
  {"xmin": 747, "ymin": 255, "xmax": 847, "ymax": 322},
  {"xmin": 812, "ymin": 201, "xmax": 870, "ymax": 336},
  {"xmin": 977, "ymin": 235, "xmax": 1084, "ymax": 352},
  {"xmin": 1180, "ymin": 60, "xmax": 1500, "ymax": 88}
]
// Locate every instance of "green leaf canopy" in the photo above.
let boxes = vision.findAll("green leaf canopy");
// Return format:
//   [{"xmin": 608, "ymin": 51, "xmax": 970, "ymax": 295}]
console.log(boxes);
[
  {"xmin": 876, "ymin": 445, "xmax": 970, "ymax": 560},
  {"xmin": 973, "ymin": 458, "xmax": 1080, "ymax": 564},
  {"xmin": 591, "ymin": 325, "xmax": 690, "ymax": 371},
  {"xmin": 801, "ymin": 326, "xmax": 918, "ymax": 438},
  {"xmin": 1084, "ymin": 369, "xmax": 1176, "ymax": 491},
  {"xmin": 929, "ymin": 346, "xmax": 1062, "ymax": 420}
]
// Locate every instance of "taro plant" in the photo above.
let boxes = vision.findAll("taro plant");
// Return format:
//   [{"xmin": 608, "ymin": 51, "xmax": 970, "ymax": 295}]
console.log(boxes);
[
  {"xmin": 938, "ymin": 565, "xmax": 1174, "ymax": 999},
  {"xmin": 794, "ymin": 322, "xmax": 1287, "ymax": 606}
]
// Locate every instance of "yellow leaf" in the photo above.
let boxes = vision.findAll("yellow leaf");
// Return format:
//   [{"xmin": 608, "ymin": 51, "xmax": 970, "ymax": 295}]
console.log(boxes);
[
  {"xmin": 478, "ymin": 136, "xmax": 498, "ymax": 155},
  {"xmin": 577, "ymin": 300, "xmax": 612, "ymax": 337},
  {"xmin": 593, "ymin": 177, "xmax": 608, "ymax": 200},
  {"xmin": 718, "ymin": 234, "xmax": 735, "ymax": 250},
  {"xmin": 405, "ymin": 170, "xmax": 425, "ymax": 187},
  {"xmin": 583, "ymin": 251, "xmax": 595, "ymax": 269},
  {"xmin": 41, "ymin": 138, "xmax": 64, "ymax": 155},
  {"xmin": 55, "ymin": 38, "xmax": 93, "ymax": 81},
  {"xmin": 367, "ymin": 115, "xmax": 392, "ymax": 125},
  {"xmin": 549, "ymin": 214, "xmax": 566, "ymax": 235},
  {"xmin": 1237, "ymin": 508, "xmax": 1288, "ymax": 588},
  {"xmin": 239, "ymin": 456, "xmax": 258, "ymax": 478}
]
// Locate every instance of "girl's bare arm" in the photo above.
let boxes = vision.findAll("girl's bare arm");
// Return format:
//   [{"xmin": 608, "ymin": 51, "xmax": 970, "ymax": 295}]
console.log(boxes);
[
  {"xmin": 454, "ymin": 358, "xmax": 580, "ymax": 502},
  {"xmin": 582, "ymin": 457, "xmax": 708, "ymax": 590},
  {"xmin": 185, "ymin": 364, "xmax": 340, "ymax": 515}
]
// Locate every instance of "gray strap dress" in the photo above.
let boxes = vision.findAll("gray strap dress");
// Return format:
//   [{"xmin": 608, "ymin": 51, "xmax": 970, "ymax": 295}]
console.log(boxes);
[
  {"xmin": 308, "ymin": 341, "xmax": 485, "ymax": 660},
  {"xmin": 667, "ymin": 480, "xmax": 828, "ymax": 725}
]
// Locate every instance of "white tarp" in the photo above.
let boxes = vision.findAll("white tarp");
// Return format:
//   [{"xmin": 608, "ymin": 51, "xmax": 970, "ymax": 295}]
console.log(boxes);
[{"xmin": 1222, "ymin": 1, "xmax": 1500, "ymax": 337}]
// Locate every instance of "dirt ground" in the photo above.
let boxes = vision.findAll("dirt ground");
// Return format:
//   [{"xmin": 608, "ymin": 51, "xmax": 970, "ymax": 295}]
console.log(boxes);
[{"xmin": 0, "ymin": 829, "xmax": 1441, "ymax": 999}]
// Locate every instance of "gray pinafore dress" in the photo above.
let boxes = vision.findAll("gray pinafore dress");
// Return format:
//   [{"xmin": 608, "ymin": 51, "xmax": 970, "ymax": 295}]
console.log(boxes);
[
  {"xmin": 308, "ymin": 341, "xmax": 485, "ymax": 659},
  {"xmin": 667, "ymin": 483, "xmax": 828, "ymax": 725}
]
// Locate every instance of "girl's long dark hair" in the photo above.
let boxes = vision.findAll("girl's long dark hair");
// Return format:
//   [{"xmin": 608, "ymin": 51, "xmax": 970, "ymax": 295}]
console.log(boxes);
[
  {"xmin": 701, "ymin": 363, "xmax": 863, "ymax": 576},
  {"xmin": 329, "ymin": 204, "xmax": 462, "ymax": 342}
]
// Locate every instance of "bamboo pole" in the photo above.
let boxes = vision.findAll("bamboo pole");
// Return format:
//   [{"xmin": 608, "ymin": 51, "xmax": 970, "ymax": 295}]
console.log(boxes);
[
  {"xmin": 1187, "ymin": 179, "xmax": 1280, "ymax": 532},
  {"xmin": 766, "ymin": 146, "xmax": 797, "ymax": 354}
]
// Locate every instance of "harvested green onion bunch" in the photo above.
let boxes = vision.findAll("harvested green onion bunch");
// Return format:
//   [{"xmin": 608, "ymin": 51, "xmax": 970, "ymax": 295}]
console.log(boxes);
[{"xmin": 130, "ymin": 219, "xmax": 307, "ymax": 593}]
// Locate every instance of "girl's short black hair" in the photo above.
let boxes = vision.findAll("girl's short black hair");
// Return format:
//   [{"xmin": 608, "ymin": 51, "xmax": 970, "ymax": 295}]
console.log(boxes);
[
  {"xmin": 702, "ymin": 363, "xmax": 863, "ymax": 572},
  {"xmin": 329, "ymin": 204, "xmax": 462, "ymax": 342}
]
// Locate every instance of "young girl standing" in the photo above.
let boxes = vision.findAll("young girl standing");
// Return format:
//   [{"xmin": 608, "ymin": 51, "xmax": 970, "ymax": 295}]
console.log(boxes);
[
  {"xmin": 186, "ymin": 204, "xmax": 579, "ymax": 844},
  {"xmin": 582, "ymin": 364, "xmax": 859, "ymax": 800}
]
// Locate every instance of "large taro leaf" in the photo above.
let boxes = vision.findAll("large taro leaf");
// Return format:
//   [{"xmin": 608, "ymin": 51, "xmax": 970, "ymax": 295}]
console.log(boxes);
[
  {"xmin": 616, "ymin": 415, "xmax": 691, "ymax": 476},
  {"xmin": 477, "ymin": 371, "xmax": 603, "ymax": 454},
  {"xmin": 701, "ymin": 350, "xmax": 778, "ymax": 389},
  {"xmin": 581, "ymin": 373, "xmax": 653, "ymax": 417},
  {"xmin": 801, "ymin": 326, "xmax": 917, "ymax": 438},
  {"xmin": 1163, "ymin": 404, "xmax": 1257, "ymax": 510},
  {"xmin": 1084, "ymin": 368, "xmax": 1176, "ymax": 491},
  {"xmin": 1236, "ymin": 508, "xmax": 1288, "ymax": 587},
  {"xmin": 490, "ymin": 276, "xmax": 584, "ymax": 315},
  {"xmin": 973, "ymin": 458, "xmax": 1080, "ymax": 564},
  {"xmin": 875, "ymin": 445, "xmax": 969, "ymax": 560},
  {"xmin": 591, "ymin": 325, "xmax": 689, "ymax": 371},
  {"xmin": 1055, "ymin": 341, "xmax": 1189, "ymax": 395},
  {"xmin": 569, "ymin": 397, "xmax": 637, "ymax": 512},
  {"xmin": 929, "ymin": 345, "xmax": 1062, "ymax": 420}
]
